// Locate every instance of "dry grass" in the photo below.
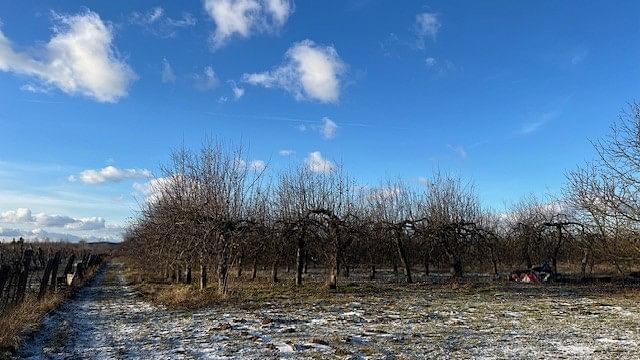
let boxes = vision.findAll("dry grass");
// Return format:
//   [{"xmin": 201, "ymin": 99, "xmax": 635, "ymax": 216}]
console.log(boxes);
[
  {"xmin": 0, "ymin": 264, "xmax": 103, "ymax": 358},
  {"xmin": 0, "ymin": 294, "xmax": 65, "ymax": 356},
  {"xmin": 122, "ymin": 261, "xmax": 640, "ymax": 312}
]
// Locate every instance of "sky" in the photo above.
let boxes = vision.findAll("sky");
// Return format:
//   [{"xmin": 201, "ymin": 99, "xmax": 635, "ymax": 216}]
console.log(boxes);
[{"xmin": 1, "ymin": 1, "xmax": 639, "ymax": 242}]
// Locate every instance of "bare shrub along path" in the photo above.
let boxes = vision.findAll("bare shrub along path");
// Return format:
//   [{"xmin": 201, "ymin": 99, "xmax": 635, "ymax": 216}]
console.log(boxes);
[{"xmin": 17, "ymin": 263, "xmax": 640, "ymax": 359}]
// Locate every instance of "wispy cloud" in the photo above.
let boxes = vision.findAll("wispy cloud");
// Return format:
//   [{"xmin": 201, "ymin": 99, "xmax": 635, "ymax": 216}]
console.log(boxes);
[
  {"xmin": 161, "ymin": 58, "xmax": 176, "ymax": 84},
  {"xmin": 321, "ymin": 117, "xmax": 338, "ymax": 139},
  {"xmin": 447, "ymin": 144, "xmax": 468, "ymax": 159},
  {"xmin": 279, "ymin": 149, "xmax": 295, "ymax": 156},
  {"xmin": 415, "ymin": 12, "xmax": 441, "ymax": 49},
  {"xmin": 193, "ymin": 66, "xmax": 219, "ymax": 91},
  {"xmin": 130, "ymin": 7, "xmax": 196, "ymax": 38},
  {"xmin": 517, "ymin": 110, "xmax": 560, "ymax": 135}
]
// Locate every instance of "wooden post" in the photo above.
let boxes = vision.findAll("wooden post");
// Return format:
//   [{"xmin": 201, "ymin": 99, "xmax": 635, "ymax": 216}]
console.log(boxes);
[
  {"xmin": 38, "ymin": 258, "xmax": 54, "ymax": 299},
  {"xmin": 63, "ymin": 254, "xmax": 76, "ymax": 277},
  {"xmin": 0, "ymin": 265, "xmax": 11, "ymax": 296},
  {"xmin": 49, "ymin": 251, "xmax": 62, "ymax": 293},
  {"xmin": 14, "ymin": 249, "xmax": 33, "ymax": 304},
  {"xmin": 295, "ymin": 237, "xmax": 305, "ymax": 286}
]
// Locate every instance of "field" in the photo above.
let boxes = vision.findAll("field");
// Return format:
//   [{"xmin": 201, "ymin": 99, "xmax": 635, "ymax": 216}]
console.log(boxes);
[{"xmin": 17, "ymin": 262, "xmax": 640, "ymax": 359}]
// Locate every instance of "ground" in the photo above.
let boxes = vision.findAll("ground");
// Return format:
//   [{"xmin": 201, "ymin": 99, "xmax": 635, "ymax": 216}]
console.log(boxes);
[{"xmin": 16, "ymin": 263, "xmax": 640, "ymax": 359}]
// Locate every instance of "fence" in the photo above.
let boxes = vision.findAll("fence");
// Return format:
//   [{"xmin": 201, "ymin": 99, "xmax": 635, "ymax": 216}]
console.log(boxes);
[{"xmin": 0, "ymin": 239, "xmax": 104, "ymax": 315}]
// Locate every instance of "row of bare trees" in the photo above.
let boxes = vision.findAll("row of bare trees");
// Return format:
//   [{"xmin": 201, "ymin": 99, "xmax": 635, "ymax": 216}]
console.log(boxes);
[{"xmin": 123, "ymin": 104, "xmax": 640, "ymax": 294}]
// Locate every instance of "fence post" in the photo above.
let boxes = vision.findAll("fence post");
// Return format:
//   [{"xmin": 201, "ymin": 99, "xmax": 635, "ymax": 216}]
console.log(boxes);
[
  {"xmin": 14, "ymin": 249, "xmax": 34, "ymax": 304},
  {"xmin": 48, "ymin": 251, "xmax": 62, "ymax": 293},
  {"xmin": 38, "ymin": 258, "xmax": 54, "ymax": 300}
]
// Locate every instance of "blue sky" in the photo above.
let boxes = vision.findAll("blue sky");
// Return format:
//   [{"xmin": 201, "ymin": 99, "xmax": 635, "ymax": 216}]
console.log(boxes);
[{"xmin": 1, "ymin": 1, "xmax": 639, "ymax": 241}]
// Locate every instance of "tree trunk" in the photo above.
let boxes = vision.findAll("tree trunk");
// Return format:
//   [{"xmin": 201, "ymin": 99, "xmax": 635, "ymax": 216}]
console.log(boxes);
[
  {"xmin": 217, "ymin": 244, "xmax": 229, "ymax": 296},
  {"xmin": 395, "ymin": 234, "xmax": 412, "ymax": 283},
  {"xmin": 271, "ymin": 260, "xmax": 279, "ymax": 283},
  {"xmin": 489, "ymin": 246, "xmax": 498, "ymax": 276},
  {"xmin": 295, "ymin": 237, "xmax": 305, "ymax": 286},
  {"xmin": 450, "ymin": 256, "xmax": 463, "ymax": 278},
  {"xmin": 186, "ymin": 265, "xmax": 192, "ymax": 285},
  {"xmin": 343, "ymin": 265, "xmax": 350, "ymax": 278},
  {"xmin": 303, "ymin": 251, "xmax": 309, "ymax": 274},
  {"xmin": 369, "ymin": 264, "xmax": 376, "ymax": 280},
  {"xmin": 252, "ymin": 258, "xmax": 258, "ymax": 280},
  {"xmin": 328, "ymin": 239, "xmax": 340, "ymax": 289},
  {"xmin": 200, "ymin": 264, "xmax": 207, "ymax": 290}
]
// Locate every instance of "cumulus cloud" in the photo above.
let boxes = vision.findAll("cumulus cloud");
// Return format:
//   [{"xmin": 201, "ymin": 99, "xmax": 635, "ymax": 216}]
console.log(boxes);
[
  {"xmin": 321, "ymin": 117, "xmax": 338, "ymax": 139},
  {"xmin": 249, "ymin": 159, "xmax": 266, "ymax": 171},
  {"xmin": 415, "ymin": 12, "xmax": 441, "ymax": 47},
  {"xmin": 0, "ymin": 207, "xmax": 107, "ymax": 231},
  {"xmin": 243, "ymin": 40, "xmax": 345, "ymax": 103},
  {"xmin": 0, "ymin": 11, "xmax": 136, "ymax": 102},
  {"xmin": 0, "ymin": 208, "xmax": 33, "ymax": 223},
  {"xmin": 73, "ymin": 166, "xmax": 152, "ymax": 185},
  {"xmin": 204, "ymin": 0, "xmax": 293, "ymax": 49},
  {"xmin": 130, "ymin": 7, "xmax": 197, "ymax": 38},
  {"xmin": 194, "ymin": 66, "xmax": 219, "ymax": 90},
  {"xmin": 133, "ymin": 176, "xmax": 178, "ymax": 202},
  {"xmin": 161, "ymin": 58, "xmax": 176, "ymax": 83},
  {"xmin": 305, "ymin": 151, "xmax": 335, "ymax": 173},
  {"xmin": 64, "ymin": 217, "xmax": 105, "ymax": 230},
  {"xmin": 33, "ymin": 213, "xmax": 76, "ymax": 227}
]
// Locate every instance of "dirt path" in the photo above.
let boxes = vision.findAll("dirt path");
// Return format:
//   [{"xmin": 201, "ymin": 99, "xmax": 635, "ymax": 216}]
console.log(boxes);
[{"xmin": 17, "ymin": 263, "xmax": 640, "ymax": 359}]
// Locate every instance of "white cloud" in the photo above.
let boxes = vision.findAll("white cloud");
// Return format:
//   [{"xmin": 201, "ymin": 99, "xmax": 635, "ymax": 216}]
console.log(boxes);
[
  {"xmin": 231, "ymin": 82, "xmax": 245, "ymax": 99},
  {"xmin": 418, "ymin": 176, "xmax": 431, "ymax": 186},
  {"xmin": 279, "ymin": 149, "xmax": 295, "ymax": 156},
  {"xmin": 321, "ymin": 117, "xmax": 338, "ymax": 139},
  {"xmin": 369, "ymin": 186, "xmax": 401, "ymax": 200},
  {"xmin": 447, "ymin": 145, "xmax": 467, "ymax": 159},
  {"xmin": 0, "ymin": 227, "xmax": 21, "ymax": 237},
  {"xmin": 425, "ymin": 57, "xmax": 437, "ymax": 67},
  {"xmin": 415, "ymin": 12, "xmax": 441, "ymax": 48},
  {"xmin": 517, "ymin": 110, "xmax": 560, "ymax": 135},
  {"xmin": 161, "ymin": 58, "xmax": 176, "ymax": 83},
  {"xmin": 33, "ymin": 212, "xmax": 76, "ymax": 227},
  {"xmin": 265, "ymin": 0, "xmax": 293, "ymax": 26},
  {"xmin": 20, "ymin": 83, "xmax": 50, "ymax": 94},
  {"xmin": 204, "ymin": 0, "xmax": 293, "ymax": 49},
  {"xmin": 194, "ymin": 66, "xmax": 219, "ymax": 90},
  {"xmin": 130, "ymin": 7, "xmax": 197, "ymax": 38},
  {"xmin": 305, "ymin": 151, "xmax": 335, "ymax": 173},
  {"xmin": 133, "ymin": 176, "xmax": 175, "ymax": 202},
  {"xmin": 0, "ymin": 207, "xmax": 107, "ymax": 231},
  {"xmin": 0, "ymin": 208, "xmax": 33, "ymax": 223},
  {"xmin": 75, "ymin": 166, "xmax": 152, "ymax": 185},
  {"xmin": 64, "ymin": 217, "xmax": 105, "ymax": 230},
  {"xmin": 249, "ymin": 159, "xmax": 266, "ymax": 171},
  {"xmin": 0, "ymin": 11, "xmax": 136, "ymax": 102},
  {"xmin": 243, "ymin": 40, "xmax": 345, "ymax": 103}
]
